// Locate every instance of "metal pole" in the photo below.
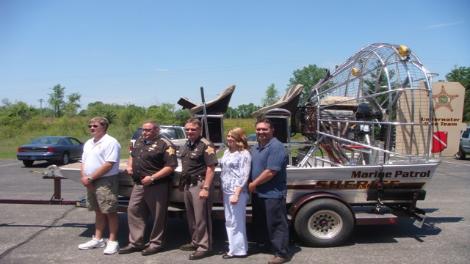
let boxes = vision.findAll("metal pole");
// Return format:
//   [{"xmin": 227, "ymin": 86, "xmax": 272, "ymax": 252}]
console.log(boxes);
[{"xmin": 200, "ymin": 86, "xmax": 210, "ymax": 141}]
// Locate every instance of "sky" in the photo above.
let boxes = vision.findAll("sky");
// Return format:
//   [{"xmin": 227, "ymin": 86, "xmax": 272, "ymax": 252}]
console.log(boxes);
[{"xmin": 0, "ymin": 0, "xmax": 469, "ymax": 109}]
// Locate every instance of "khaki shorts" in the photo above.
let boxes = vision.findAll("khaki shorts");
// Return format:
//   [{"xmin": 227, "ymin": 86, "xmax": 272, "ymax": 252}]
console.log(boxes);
[{"xmin": 87, "ymin": 175, "xmax": 119, "ymax": 213}]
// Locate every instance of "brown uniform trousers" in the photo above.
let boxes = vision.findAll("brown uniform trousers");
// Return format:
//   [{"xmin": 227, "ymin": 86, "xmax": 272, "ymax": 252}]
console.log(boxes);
[
  {"xmin": 183, "ymin": 180, "xmax": 214, "ymax": 251},
  {"xmin": 127, "ymin": 181, "xmax": 169, "ymax": 249}
]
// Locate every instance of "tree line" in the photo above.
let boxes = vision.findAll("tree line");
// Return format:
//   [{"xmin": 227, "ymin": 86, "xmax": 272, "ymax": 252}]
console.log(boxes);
[
  {"xmin": 0, "ymin": 64, "xmax": 328, "ymax": 127},
  {"xmin": 1, "ymin": 65, "xmax": 469, "ymax": 133}
]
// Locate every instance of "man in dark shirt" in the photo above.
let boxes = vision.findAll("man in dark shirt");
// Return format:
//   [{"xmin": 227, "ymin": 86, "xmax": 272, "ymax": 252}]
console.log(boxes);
[
  {"xmin": 179, "ymin": 118, "xmax": 218, "ymax": 260},
  {"xmin": 119, "ymin": 121, "xmax": 177, "ymax": 256},
  {"xmin": 249, "ymin": 118, "xmax": 290, "ymax": 264}
]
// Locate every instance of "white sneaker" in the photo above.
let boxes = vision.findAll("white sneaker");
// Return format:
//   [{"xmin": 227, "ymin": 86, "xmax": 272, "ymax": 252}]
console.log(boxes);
[
  {"xmin": 78, "ymin": 236, "xmax": 106, "ymax": 250},
  {"xmin": 103, "ymin": 240, "xmax": 119, "ymax": 255}
]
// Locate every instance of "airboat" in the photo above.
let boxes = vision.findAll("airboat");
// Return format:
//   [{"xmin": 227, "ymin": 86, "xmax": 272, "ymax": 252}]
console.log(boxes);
[{"xmin": 60, "ymin": 43, "xmax": 441, "ymax": 246}]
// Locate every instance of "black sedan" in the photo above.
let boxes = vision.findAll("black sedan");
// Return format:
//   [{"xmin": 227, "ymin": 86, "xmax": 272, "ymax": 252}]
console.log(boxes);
[{"xmin": 17, "ymin": 136, "xmax": 83, "ymax": 167}]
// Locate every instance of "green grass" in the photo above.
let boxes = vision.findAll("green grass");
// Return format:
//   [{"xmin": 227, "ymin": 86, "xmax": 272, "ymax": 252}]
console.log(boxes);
[
  {"xmin": 0, "ymin": 117, "xmax": 256, "ymax": 159},
  {"xmin": 223, "ymin": 118, "xmax": 256, "ymax": 135},
  {"xmin": 1, "ymin": 117, "xmax": 314, "ymax": 162},
  {"xmin": 0, "ymin": 116, "xmax": 132, "ymax": 159}
]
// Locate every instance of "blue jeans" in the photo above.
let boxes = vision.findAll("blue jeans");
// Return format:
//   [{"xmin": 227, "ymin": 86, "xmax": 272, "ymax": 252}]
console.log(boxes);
[{"xmin": 252, "ymin": 194, "xmax": 289, "ymax": 258}]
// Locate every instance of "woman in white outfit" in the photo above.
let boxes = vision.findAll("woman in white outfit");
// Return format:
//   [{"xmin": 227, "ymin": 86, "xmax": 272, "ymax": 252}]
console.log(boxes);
[{"xmin": 220, "ymin": 127, "xmax": 251, "ymax": 259}]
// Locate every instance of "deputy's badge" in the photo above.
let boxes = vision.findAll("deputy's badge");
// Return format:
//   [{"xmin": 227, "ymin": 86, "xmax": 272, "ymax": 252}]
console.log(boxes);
[
  {"xmin": 205, "ymin": 146, "xmax": 215, "ymax": 155},
  {"xmin": 166, "ymin": 147, "xmax": 176, "ymax": 156},
  {"xmin": 148, "ymin": 143, "xmax": 157, "ymax": 151}
]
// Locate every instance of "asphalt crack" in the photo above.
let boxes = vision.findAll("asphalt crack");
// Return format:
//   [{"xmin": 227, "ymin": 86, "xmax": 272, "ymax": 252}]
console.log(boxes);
[{"xmin": 0, "ymin": 206, "xmax": 77, "ymax": 260}]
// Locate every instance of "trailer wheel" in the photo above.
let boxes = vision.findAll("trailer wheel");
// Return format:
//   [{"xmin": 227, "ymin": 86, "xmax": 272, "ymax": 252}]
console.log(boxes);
[{"xmin": 294, "ymin": 198, "xmax": 354, "ymax": 247}]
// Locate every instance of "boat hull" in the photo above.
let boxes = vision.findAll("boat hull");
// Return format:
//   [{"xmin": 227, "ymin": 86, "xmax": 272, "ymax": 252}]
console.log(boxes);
[{"xmin": 60, "ymin": 161, "xmax": 439, "ymax": 205}]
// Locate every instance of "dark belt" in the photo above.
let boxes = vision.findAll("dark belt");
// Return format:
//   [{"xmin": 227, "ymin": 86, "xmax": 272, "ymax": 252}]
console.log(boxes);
[
  {"xmin": 192, "ymin": 174, "xmax": 204, "ymax": 183},
  {"xmin": 134, "ymin": 177, "xmax": 170, "ymax": 186},
  {"xmin": 179, "ymin": 174, "xmax": 204, "ymax": 190}
]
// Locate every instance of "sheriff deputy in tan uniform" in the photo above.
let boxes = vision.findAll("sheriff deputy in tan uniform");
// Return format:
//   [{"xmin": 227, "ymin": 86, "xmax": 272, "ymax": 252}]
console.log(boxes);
[
  {"xmin": 179, "ymin": 118, "xmax": 218, "ymax": 260},
  {"xmin": 119, "ymin": 120, "xmax": 177, "ymax": 256}
]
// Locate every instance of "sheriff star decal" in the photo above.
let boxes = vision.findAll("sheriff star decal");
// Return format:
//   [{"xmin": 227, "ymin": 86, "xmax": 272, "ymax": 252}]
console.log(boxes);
[
  {"xmin": 433, "ymin": 85, "xmax": 458, "ymax": 112},
  {"xmin": 205, "ymin": 146, "xmax": 215, "ymax": 155},
  {"xmin": 166, "ymin": 147, "xmax": 176, "ymax": 156}
]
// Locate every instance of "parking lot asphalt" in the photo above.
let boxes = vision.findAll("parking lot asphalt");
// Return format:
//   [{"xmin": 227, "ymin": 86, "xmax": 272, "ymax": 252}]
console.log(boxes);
[{"xmin": 0, "ymin": 158, "xmax": 470, "ymax": 264}]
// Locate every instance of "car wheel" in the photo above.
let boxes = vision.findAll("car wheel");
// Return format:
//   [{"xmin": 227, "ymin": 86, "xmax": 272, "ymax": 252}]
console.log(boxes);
[
  {"xmin": 293, "ymin": 198, "xmax": 354, "ymax": 247},
  {"xmin": 456, "ymin": 147, "xmax": 466, "ymax": 160},
  {"xmin": 23, "ymin": 160, "xmax": 34, "ymax": 167},
  {"xmin": 61, "ymin": 153, "xmax": 70, "ymax": 165}
]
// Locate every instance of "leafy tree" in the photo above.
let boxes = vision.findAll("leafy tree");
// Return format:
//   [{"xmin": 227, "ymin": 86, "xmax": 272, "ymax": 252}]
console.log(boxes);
[
  {"xmin": 237, "ymin": 103, "xmax": 260, "ymax": 118},
  {"xmin": 119, "ymin": 104, "xmax": 146, "ymax": 128},
  {"xmin": 146, "ymin": 103, "xmax": 189, "ymax": 125},
  {"xmin": 64, "ymin": 93, "xmax": 81, "ymax": 116},
  {"xmin": 262, "ymin": 83, "xmax": 279, "ymax": 106},
  {"xmin": 0, "ymin": 101, "xmax": 38, "ymax": 137},
  {"xmin": 225, "ymin": 106, "xmax": 239, "ymax": 118},
  {"xmin": 85, "ymin": 101, "xmax": 118, "ymax": 124},
  {"xmin": 48, "ymin": 84, "xmax": 65, "ymax": 117},
  {"xmin": 446, "ymin": 66, "xmax": 470, "ymax": 121},
  {"xmin": 288, "ymin": 64, "xmax": 329, "ymax": 104},
  {"xmin": 174, "ymin": 109, "xmax": 191, "ymax": 125},
  {"xmin": 48, "ymin": 84, "xmax": 82, "ymax": 117},
  {"xmin": 147, "ymin": 103, "xmax": 177, "ymax": 124},
  {"xmin": 446, "ymin": 66, "xmax": 470, "ymax": 87}
]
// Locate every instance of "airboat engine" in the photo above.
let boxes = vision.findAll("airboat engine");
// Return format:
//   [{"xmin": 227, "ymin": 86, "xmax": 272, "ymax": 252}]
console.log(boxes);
[{"xmin": 297, "ymin": 43, "xmax": 436, "ymax": 167}]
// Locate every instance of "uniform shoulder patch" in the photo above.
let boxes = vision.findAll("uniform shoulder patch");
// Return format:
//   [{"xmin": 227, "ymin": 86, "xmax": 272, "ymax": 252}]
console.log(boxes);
[
  {"xmin": 201, "ymin": 138, "xmax": 215, "ymax": 155},
  {"xmin": 200, "ymin": 138, "xmax": 212, "ymax": 145},
  {"xmin": 205, "ymin": 146, "xmax": 215, "ymax": 155},
  {"xmin": 160, "ymin": 137, "xmax": 172, "ymax": 146},
  {"xmin": 166, "ymin": 147, "xmax": 176, "ymax": 156},
  {"xmin": 160, "ymin": 137, "xmax": 176, "ymax": 155}
]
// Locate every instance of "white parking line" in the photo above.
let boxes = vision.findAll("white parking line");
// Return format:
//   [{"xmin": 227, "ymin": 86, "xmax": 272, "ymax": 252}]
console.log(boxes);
[{"xmin": 0, "ymin": 161, "xmax": 20, "ymax": 167}]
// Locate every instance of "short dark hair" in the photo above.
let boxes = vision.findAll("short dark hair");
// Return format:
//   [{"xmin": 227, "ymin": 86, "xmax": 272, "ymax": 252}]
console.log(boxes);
[
  {"xmin": 185, "ymin": 117, "xmax": 202, "ymax": 128},
  {"xmin": 142, "ymin": 120, "xmax": 159, "ymax": 129},
  {"xmin": 255, "ymin": 117, "xmax": 273, "ymax": 129}
]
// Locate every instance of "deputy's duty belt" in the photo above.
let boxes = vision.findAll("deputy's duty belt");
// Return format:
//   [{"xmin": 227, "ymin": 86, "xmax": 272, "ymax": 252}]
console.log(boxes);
[{"xmin": 178, "ymin": 173, "xmax": 204, "ymax": 190}]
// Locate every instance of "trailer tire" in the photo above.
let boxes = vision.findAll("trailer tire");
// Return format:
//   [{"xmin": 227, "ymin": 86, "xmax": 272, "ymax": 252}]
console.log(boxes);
[{"xmin": 294, "ymin": 198, "xmax": 354, "ymax": 247}]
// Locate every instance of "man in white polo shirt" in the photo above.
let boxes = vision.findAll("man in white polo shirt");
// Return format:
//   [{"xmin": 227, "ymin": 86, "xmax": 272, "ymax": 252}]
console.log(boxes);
[{"xmin": 78, "ymin": 116, "xmax": 121, "ymax": 255}]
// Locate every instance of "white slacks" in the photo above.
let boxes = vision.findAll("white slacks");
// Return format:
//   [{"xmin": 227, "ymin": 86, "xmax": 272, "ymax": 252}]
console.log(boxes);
[{"xmin": 223, "ymin": 191, "xmax": 248, "ymax": 256}]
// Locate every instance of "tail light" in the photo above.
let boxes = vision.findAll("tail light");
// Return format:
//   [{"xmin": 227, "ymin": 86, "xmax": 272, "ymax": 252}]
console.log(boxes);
[
  {"xmin": 47, "ymin": 147, "xmax": 56, "ymax": 152},
  {"xmin": 17, "ymin": 147, "xmax": 25, "ymax": 152}
]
